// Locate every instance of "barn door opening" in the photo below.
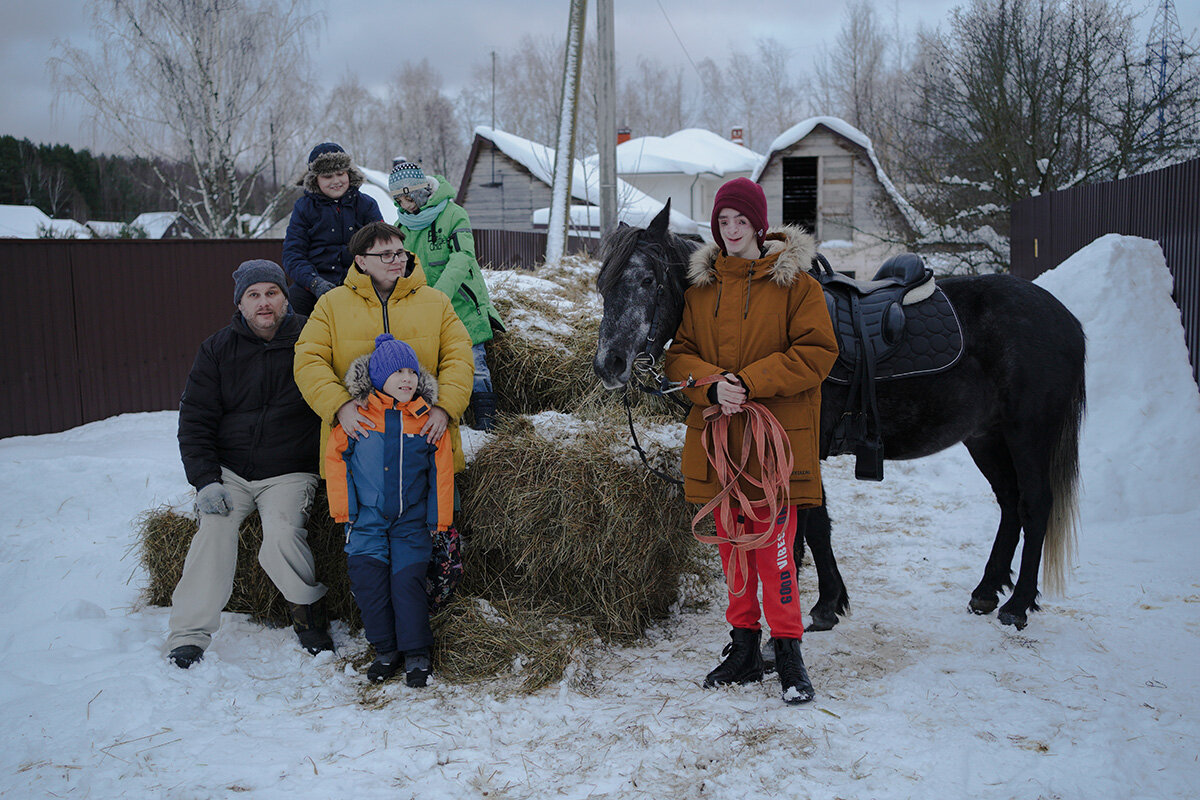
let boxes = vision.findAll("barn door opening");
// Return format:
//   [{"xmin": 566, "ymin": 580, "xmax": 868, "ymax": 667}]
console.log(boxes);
[{"xmin": 782, "ymin": 156, "xmax": 818, "ymax": 235}]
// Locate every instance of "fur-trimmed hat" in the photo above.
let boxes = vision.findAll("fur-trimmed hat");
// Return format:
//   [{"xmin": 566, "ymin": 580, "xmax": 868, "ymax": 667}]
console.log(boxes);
[
  {"xmin": 232, "ymin": 259, "xmax": 288, "ymax": 305},
  {"xmin": 300, "ymin": 141, "xmax": 365, "ymax": 193},
  {"xmin": 388, "ymin": 161, "xmax": 439, "ymax": 207},
  {"xmin": 711, "ymin": 177, "xmax": 768, "ymax": 255}
]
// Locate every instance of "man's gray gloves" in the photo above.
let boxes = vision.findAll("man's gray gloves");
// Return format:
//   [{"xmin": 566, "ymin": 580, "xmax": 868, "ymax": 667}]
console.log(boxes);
[{"xmin": 196, "ymin": 482, "xmax": 232, "ymax": 516}]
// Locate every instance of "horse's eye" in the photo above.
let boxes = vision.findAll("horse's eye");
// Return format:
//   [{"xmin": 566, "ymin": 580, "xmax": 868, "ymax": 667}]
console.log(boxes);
[{"xmin": 641, "ymin": 276, "xmax": 655, "ymax": 288}]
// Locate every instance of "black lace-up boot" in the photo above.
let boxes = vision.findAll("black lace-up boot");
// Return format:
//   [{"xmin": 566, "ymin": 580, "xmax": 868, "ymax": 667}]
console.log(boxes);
[
  {"xmin": 773, "ymin": 637, "xmax": 815, "ymax": 705},
  {"xmin": 703, "ymin": 628, "xmax": 765, "ymax": 688}
]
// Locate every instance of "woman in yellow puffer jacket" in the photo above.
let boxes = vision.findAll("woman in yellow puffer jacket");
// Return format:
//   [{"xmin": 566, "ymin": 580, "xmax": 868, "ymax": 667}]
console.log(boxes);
[{"xmin": 295, "ymin": 221, "xmax": 474, "ymax": 475}]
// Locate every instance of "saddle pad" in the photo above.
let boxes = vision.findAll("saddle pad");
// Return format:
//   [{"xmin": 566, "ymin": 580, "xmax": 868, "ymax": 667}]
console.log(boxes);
[{"xmin": 826, "ymin": 286, "xmax": 964, "ymax": 384}]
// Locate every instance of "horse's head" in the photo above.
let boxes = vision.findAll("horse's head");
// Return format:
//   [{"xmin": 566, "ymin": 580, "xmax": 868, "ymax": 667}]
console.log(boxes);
[{"xmin": 593, "ymin": 200, "xmax": 692, "ymax": 389}]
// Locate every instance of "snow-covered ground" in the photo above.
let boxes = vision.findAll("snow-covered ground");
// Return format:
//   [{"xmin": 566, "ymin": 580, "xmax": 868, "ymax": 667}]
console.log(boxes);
[{"xmin": 1, "ymin": 235, "xmax": 1198, "ymax": 799}]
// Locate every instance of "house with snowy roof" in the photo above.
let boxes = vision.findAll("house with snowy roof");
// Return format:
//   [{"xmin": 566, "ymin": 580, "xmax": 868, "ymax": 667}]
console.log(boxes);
[
  {"xmin": 753, "ymin": 117, "xmax": 923, "ymax": 278},
  {"xmin": 457, "ymin": 127, "xmax": 701, "ymax": 237},
  {"xmin": 583, "ymin": 128, "xmax": 763, "ymax": 223},
  {"xmin": 131, "ymin": 211, "xmax": 201, "ymax": 239},
  {"xmin": 0, "ymin": 205, "xmax": 92, "ymax": 238}
]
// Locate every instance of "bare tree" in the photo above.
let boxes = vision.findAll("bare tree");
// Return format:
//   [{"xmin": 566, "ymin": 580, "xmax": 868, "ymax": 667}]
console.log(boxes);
[
  {"xmin": 894, "ymin": 0, "xmax": 1200, "ymax": 270},
  {"xmin": 691, "ymin": 38, "xmax": 812, "ymax": 151},
  {"xmin": 319, "ymin": 72, "xmax": 395, "ymax": 172},
  {"xmin": 385, "ymin": 61, "xmax": 467, "ymax": 183},
  {"xmin": 617, "ymin": 58, "xmax": 695, "ymax": 137},
  {"xmin": 51, "ymin": 0, "xmax": 319, "ymax": 237}
]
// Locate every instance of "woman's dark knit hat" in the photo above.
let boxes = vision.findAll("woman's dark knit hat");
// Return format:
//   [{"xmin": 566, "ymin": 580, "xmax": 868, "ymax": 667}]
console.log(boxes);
[{"xmin": 711, "ymin": 177, "xmax": 768, "ymax": 254}]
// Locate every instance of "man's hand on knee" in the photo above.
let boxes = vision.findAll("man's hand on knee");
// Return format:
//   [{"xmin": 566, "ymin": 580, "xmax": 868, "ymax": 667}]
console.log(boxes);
[{"xmin": 196, "ymin": 482, "xmax": 232, "ymax": 516}]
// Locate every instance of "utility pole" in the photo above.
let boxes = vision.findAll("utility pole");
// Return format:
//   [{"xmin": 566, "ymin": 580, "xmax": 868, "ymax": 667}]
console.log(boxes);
[
  {"xmin": 597, "ymin": 0, "xmax": 618, "ymax": 236},
  {"xmin": 546, "ymin": 0, "xmax": 587, "ymax": 266}
]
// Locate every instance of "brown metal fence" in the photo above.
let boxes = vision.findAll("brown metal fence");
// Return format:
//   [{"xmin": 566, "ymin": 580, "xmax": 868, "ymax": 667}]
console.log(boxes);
[
  {"xmin": 1011, "ymin": 158, "xmax": 1200, "ymax": 386},
  {"xmin": 0, "ymin": 231, "xmax": 595, "ymax": 439}
]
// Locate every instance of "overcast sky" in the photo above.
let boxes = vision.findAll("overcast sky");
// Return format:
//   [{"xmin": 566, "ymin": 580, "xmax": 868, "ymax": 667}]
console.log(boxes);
[{"xmin": 3, "ymin": 0, "xmax": 1197, "ymax": 153}]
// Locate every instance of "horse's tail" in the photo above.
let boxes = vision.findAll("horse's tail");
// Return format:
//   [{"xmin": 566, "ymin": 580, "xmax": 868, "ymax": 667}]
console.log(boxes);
[{"xmin": 1042, "ymin": 361, "xmax": 1086, "ymax": 596}]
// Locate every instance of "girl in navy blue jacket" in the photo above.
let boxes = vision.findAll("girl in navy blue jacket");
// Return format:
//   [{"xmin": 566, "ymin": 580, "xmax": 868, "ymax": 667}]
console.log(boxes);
[{"xmin": 282, "ymin": 142, "xmax": 382, "ymax": 316}]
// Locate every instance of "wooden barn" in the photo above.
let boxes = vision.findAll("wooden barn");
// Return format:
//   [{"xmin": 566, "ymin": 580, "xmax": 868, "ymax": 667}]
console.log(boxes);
[
  {"xmin": 754, "ymin": 117, "xmax": 919, "ymax": 279},
  {"xmin": 456, "ymin": 127, "xmax": 566, "ymax": 233}
]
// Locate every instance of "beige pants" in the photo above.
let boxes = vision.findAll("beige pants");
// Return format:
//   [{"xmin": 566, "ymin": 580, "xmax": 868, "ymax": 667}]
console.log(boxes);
[{"xmin": 167, "ymin": 468, "xmax": 326, "ymax": 651}]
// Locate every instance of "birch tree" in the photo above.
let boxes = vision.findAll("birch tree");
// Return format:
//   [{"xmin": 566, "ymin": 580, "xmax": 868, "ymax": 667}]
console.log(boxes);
[{"xmin": 51, "ymin": 0, "xmax": 318, "ymax": 237}]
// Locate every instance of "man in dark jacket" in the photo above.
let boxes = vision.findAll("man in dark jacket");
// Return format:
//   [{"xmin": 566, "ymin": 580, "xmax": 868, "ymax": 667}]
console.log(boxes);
[{"xmin": 167, "ymin": 260, "xmax": 331, "ymax": 669}]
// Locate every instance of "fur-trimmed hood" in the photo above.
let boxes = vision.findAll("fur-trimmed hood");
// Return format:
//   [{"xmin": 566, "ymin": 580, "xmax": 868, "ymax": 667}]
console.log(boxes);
[
  {"xmin": 299, "ymin": 150, "xmax": 367, "ymax": 193},
  {"xmin": 343, "ymin": 353, "xmax": 440, "ymax": 407},
  {"xmin": 686, "ymin": 225, "xmax": 817, "ymax": 288}
]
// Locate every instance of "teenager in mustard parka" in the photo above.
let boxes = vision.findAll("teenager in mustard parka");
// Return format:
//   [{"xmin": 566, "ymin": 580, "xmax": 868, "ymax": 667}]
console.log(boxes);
[
  {"xmin": 664, "ymin": 178, "xmax": 837, "ymax": 707},
  {"xmin": 294, "ymin": 221, "xmax": 473, "ymax": 476}
]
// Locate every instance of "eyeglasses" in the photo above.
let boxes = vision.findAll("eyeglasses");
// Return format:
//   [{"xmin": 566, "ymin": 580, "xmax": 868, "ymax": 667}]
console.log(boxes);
[{"xmin": 363, "ymin": 250, "xmax": 407, "ymax": 264}]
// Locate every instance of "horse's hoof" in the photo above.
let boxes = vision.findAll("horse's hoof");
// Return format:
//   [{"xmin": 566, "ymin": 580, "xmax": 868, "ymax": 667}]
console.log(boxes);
[
  {"xmin": 969, "ymin": 595, "xmax": 998, "ymax": 615},
  {"xmin": 806, "ymin": 612, "xmax": 838, "ymax": 632},
  {"xmin": 998, "ymin": 609, "xmax": 1028, "ymax": 630}
]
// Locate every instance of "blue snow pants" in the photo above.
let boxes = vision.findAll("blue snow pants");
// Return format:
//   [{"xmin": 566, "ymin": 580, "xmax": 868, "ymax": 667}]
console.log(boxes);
[{"xmin": 345, "ymin": 504, "xmax": 433, "ymax": 655}]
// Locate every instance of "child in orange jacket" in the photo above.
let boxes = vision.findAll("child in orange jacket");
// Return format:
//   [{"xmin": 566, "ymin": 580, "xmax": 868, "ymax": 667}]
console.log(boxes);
[{"xmin": 325, "ymin": 334, "xmax": 454, "ymax": 686}]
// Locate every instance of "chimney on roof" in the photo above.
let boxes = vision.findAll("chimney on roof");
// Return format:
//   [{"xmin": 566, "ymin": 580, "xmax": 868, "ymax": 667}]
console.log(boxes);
[
  {"xmin": 730, "ymin": 126, "xmax": 745, "ymax": 146},
  {"xmin": 617, "ymin": 127, "xmax": 632, "ymax": 144}
]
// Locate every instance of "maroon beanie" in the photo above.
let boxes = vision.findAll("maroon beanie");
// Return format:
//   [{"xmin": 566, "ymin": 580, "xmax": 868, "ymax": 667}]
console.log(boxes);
[{"xmin": 711, "ymin": 177, "xmax": 768, "ymax": 254}]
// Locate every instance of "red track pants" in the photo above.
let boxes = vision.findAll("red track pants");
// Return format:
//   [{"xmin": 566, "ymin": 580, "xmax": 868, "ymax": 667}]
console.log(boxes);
[{"xmin": 716, "ymin": 504, "xmax": 804, "ymax": 640}]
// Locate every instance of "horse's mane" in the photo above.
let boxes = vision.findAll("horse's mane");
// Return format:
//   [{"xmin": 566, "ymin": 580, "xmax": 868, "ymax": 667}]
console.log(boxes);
[{"xmin": 596, "ymin": 223, "xmax": 699, "ymax": 301}]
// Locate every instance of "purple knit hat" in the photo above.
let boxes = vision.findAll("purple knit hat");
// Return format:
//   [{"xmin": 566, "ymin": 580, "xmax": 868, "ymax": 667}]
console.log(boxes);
[{"xmin": 368, "ymin": 334, "xmax": 419, "ymax": 391}]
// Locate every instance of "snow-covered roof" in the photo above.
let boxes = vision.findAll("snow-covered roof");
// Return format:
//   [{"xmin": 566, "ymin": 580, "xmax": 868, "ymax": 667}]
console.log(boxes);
[
  {"xmin": 131, "ymin": 212, "xmax": 181, "ymax": 239},
  {"xmin": 0, "ymin": 205, "xmax": 53, "ymax": 238},
  {"xmin": 0, "ymin": 205, "xmax": 94, "ymax": 239},
  {"xmin": 474, "ymin": 126, "xmax": 701, "ymax": 235},
  {"xmin": 755, "ymin": 116, "xmax": 926, "ymax": 234},
  {"xmin": 585, "ymin": 128, "xmax": 763, "ymax": 176}
]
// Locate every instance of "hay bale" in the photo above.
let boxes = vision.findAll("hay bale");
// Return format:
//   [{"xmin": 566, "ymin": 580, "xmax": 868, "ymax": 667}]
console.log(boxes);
[
  {"xmin": 458, "ymin": 414, "xmax": 704, "ymax": 643},
  {"xmin": 136, "ymin": 487, "xmax": 360, "ymax": 630}
]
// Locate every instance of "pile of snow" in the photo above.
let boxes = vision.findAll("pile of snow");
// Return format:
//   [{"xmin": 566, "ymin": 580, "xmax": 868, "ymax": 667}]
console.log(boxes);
[
  {"xmin": 1, "ymin": 236, "xmax": 1198, "ymax": 798},
  {"xmin": 1036, "ymin": 234, "xmax": 1200, "ymax": 520}
]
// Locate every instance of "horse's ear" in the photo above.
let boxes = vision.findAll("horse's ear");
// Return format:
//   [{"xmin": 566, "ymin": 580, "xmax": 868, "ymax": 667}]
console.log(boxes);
[{"xmin": 647, "ymin": 198, "xmax": 672, "ymax": 239}]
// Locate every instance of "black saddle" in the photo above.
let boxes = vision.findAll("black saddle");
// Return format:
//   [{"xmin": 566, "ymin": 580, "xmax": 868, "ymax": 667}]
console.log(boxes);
[{"xmin": 812, "ymin": 253, "xmax": 964, "ymax": 480}]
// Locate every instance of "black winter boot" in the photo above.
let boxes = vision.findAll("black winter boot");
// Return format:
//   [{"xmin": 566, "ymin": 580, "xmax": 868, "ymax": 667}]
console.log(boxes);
[
  {"xmin": 703, "ymin": 628, "xmax": 765, "ymax": 688},
  {"xmin": 773, "ymin": 637, "xmax": 815, "ymax": 705},
  {"xmin": 470, "ymin": 390, "xmax": 497, "ymax": 432},
  {"xmin": 289, "ymin": 599, "xmax": 334, "ymax": 655},
  {"xmin": 168, "ymin": 644, "xmax": 204, "ymax": 669},
  {"xmin": 404, "ymin": 649, "xmax": 432, "ymax": 688},
  {"xmin": 367, "ymin": 651, "xmax": 400, "ymax": 684}
]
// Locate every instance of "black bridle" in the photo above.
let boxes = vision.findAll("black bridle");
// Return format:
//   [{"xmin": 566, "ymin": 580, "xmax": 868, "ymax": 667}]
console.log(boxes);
[{"xmin": 621, "ymin": 277, "xmax": 691, "ymax": 486}]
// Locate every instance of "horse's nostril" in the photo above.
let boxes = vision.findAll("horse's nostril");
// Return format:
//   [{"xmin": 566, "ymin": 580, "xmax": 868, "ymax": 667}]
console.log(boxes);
[{"xmin": 607, "ymin": 353, "xmax": 626, "ymax": 375}]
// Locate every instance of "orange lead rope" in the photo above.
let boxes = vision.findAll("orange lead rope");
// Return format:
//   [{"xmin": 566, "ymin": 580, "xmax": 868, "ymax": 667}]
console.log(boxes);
[{"xmin": 691, "ymin": 400, "xmax": 794, "ymax": 597}]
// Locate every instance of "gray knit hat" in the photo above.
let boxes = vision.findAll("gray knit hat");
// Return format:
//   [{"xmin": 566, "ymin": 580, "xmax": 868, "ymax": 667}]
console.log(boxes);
[{"xmin": 233, "ymin": 259, "xmax": 289, "ymax": 305}]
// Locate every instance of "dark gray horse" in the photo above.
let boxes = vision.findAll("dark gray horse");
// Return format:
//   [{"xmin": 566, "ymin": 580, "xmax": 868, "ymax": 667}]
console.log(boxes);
[{"xmin": 593, "ymin": 203, "xmax": 1086, "ymax": 630}]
